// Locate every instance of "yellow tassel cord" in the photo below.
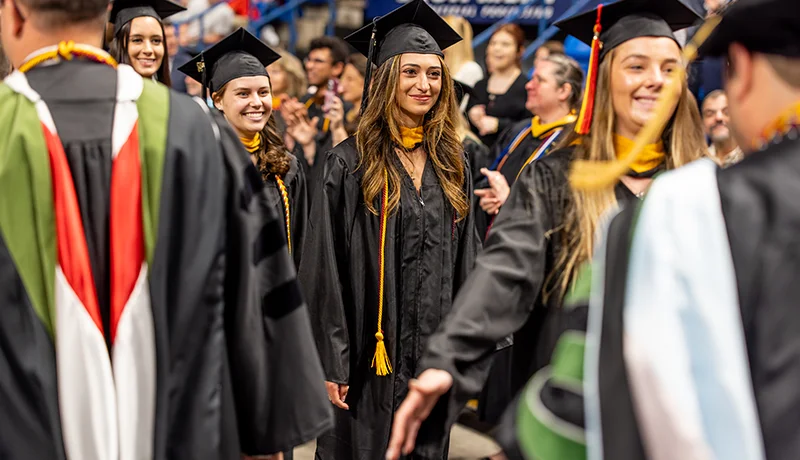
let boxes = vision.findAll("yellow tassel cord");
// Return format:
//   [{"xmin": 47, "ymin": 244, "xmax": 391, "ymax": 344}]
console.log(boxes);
[
  {"xmin": 275, "ymin": 176, "xmax": 292, "ymax": 255},
  {"xmin": 240, "ymin": 133, "xmax": 262, "ymax": 154},
  {"xmin": 18, "ymin": 41, "xmax": 118, "ymax": 73},
  {"xmin": 569, "ymin": 16, "xmax": 722, "ymax": 191},
  {"xmin": 372, "ymin": 170, "xmax": 393, "ymax": 376}
]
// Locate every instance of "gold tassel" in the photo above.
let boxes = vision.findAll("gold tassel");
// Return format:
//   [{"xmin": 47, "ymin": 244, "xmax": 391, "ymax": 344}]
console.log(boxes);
[
  {"xmin": 569, "ymin": 16, "xmax": 722, "ymax": 191},
  {"xmin": 372, "ymin": 331, "xmax": 393, "ymax": 376}
]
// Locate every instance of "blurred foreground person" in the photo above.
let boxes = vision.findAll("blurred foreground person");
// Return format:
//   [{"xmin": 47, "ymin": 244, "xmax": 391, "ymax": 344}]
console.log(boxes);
[
  {"xmin": 0, "ymin": 0, "xmax": 330, "ymax": 458},
  {"xmin": 585, "ymin": 0, "xmax": 800, "ymax": 459}
]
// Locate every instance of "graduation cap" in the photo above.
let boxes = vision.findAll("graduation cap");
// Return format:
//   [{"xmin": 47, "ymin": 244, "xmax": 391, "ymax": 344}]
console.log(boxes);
[
  {"xmin": 178, "ymin": 28, "xmax": 281, "ymax": 95},
  {"xmin": 554, "ymin": 0, "xmax": 703, "ymax": 134},
  {"xmin": 345, "ymin": 0, "xmax": 463, "ymax": 113},
  {"xmin": 698, "ymin": 0, "xmax": 800, "ymax": 58},
  {"xmin": 109, "ymin": 0, "xmax": 186, "ymax": 35}
]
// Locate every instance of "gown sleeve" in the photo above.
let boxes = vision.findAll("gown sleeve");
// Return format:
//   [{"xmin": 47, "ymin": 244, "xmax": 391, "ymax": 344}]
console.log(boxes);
[
  {"xmin": 298, "ymin": 150, "xmax": 355, "ymax": 385},
  {"xmin": 216, "ymin": 111, "xmax": 332, "ymax": 456},
  {"xmin": 289, "ymin": 159, "xmax": 309, "ymax": 268},
  {"xmin": 419, "ymin": 155, "xmax": 564, "ymax": 402}
]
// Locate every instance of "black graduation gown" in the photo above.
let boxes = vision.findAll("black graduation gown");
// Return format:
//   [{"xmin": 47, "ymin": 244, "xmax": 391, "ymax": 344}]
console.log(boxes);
[
  {"xmin": 299, "ymin": 137, "xmax": 480, "ymax": 460},
  {"xmin": 0, "ymin": 60, "xmax": 331, "ymax": 459},
  {"xmin": 263, "ymin": 154, "xmax": 308, "ymax": 268},
  {"xmin": 419, "ymin": 147, "xmax": 636, "ymax": 440},
  {"xmin": 594, "ymin": 135, "xmax": 800, "ymax": 460},
  {"xmin": 299, "ymin": 93, "xmax": 354, "ymax": 198},
  {"xmin": 473, "ymin": 118, "xmax": 570, "ymax": 240}
]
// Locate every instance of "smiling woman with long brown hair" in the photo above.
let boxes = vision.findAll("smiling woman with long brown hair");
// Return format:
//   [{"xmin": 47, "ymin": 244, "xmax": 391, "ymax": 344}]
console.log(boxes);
[
  {"xmin": 298, "ymin": 1, "xmax": 479, "ymax": 459},
  {"xmin": 108, "ymin": 0, "xmax": 185, "ymax": 86}
]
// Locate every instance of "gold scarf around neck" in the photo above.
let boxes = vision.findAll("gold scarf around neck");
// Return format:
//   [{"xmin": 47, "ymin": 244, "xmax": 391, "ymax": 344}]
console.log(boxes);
[
  {"xmin": 399, "ymin": 126, "xmax": 424, "ymax": 150},
  {"xmin": 531, "ymin": 113, "xmax": 578, "ymax": 138},
  {"xmin": 613, "ymin": 134, "xmax": 665, "ymax": 174},
  {"xmin": 240, "ymin": 132, "xmax": 262, "ymax": 154}
]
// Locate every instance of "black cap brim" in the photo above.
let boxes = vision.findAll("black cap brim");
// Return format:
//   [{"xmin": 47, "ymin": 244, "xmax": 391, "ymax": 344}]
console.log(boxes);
[
  {"xmin": 178, "ymin": 28, "xmax": 281, "ymax": 93},
  {"xmin": 345, "ymin": 0, "xmax": 462, "ymax": 67},
  {"xmin": 698, "ymin": 0, "xmax": 800, "ymax": 58},
  {"xmin": 110, "ymin": 0, "xmax": 186, "ymax": 35}
]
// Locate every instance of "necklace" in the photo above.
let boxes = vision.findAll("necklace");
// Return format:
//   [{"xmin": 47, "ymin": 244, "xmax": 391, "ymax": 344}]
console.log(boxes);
[
  {"xmin": 397, "ymin": 147, "xmax": 418, "ymax": 181},
  {"xmin": 19, "ymin": 41, "xmax": 117, "ymax": 73}
]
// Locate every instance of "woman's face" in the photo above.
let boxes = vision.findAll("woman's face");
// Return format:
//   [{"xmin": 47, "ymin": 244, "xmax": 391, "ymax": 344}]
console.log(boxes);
[
  {"xmin": 525, "ymin": 60, "xmax": 566, "ymax": 115},
  {"xmin": 395, "ymin": 53, "xmax": 443, "ymax": 126},
  {"xmin": 610, "ymin": 36, "xmax": 682, "ymax": 139},
  {"xmin": 127, "ymin": 16, "xmax": 165, "ymax": 79},
  {"xmin": 486, "ymin": 31, "xmax": 520, "ymax": 72},
  {"xmin": 340, "ymin": 63, "xmax": 365, "ymax": 105},
  {"xmin": 266, "ymin": 62, "xmax": 288, "ymax": 97},
  {"xmin": 214, "ymin": 75, "xmax": 273, "ymax": 138}
]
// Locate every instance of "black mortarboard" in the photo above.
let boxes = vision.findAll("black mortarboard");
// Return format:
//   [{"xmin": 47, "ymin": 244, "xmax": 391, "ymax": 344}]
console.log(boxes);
[
  {"xmin": 555, "ymin": 0, "xmax": 702, "ymax": 60},
  {"xmin": 698, "ymin": 0, "xmax": 800, "ymax": 58},
  {"xmin": 346, "ymin": 0, "xmax": 461, "ymax": 66},
  {"xmin": 110, "ymin": 0, "xmax": 186, "ymax": 35},
  {"xmin": 554, "ymin": 0, "xmax": 702, "ymax": 134},
  {"xmin": 178, "ymin": 28, "xmax": 281, "ymax": 95}
]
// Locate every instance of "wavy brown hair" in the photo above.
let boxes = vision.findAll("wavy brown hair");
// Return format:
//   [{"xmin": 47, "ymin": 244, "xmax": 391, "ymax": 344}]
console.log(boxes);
[
  {"xmin": 213, "ymin": 82, "xmax": 291, "ymax": 178},
  {"xmin": 356, "ymin": 54, "xmax": 468, "ymax": 220},
  {"xmin": 549, "ymin": 48, "xmax": 706, "ymax": 299}
]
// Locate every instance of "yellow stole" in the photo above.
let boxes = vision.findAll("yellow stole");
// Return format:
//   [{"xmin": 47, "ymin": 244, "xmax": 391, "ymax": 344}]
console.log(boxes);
[
  {"xmin": 614, "ymin": 134, "xmax": 665, "ymax": 174},
  {"xmin": 531, "ymin": 113, "xmax": 577, "ymax": 138},
  {"xmin": 399, "ymin": 126, "xmax": 424, "ymax": 150},
  {"xmin": 240, "ymin": 133, "xmax": 262, "ymax": 154}
]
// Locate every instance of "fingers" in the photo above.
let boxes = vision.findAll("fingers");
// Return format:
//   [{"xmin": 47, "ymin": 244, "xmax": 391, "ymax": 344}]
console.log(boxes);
[
  {"xmin": 402, "ymin": 419, "xmax": 423, "ymax": 456},
  {"xmin": 325, "ymin": 382, "xmax": 349, "ymax": 410},
  {"xmin": 386, "ymin": 390, "xmax": 421, "ymax": 460},
  {"xmin": 473, "ymin": 189, "xmax": 493, "ymax": 198},
  {"xmin": 339, "ymin": 384, "xmax": 349, "ymax": 403}
]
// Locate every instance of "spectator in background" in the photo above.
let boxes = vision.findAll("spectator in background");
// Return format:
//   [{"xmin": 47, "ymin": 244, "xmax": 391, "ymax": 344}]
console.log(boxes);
[
  {"xmin": 164, "ymin": 21, "xmax": 193, "ymax": 92},
  {"xmin": 268, "ymin": 48, "xmax": 309, "ymax": 105},
  {"xmin": 175, "ymin": 0, "xmax": 236, "ymax": 47},
  {"xmin": 327, "ymin": 53, "xmax": 369, "ymax": 147},
  {"xmin": 291, "ymin": 36, "xmax": 350, "ymax": 195},
  {"xmin": 468, "ymin": 24, "xmax": 532, "ymax": 149},
  {"xmin": 443, "ymin": 16, "xmax": 484, "ymax": 92},
  {"xmin": 702, "ymin": 90, "xmax": 743, "ymax": 166},
  {"xmin": 533, "ymin": 40, "xmax": 565, "ymax": 65}
]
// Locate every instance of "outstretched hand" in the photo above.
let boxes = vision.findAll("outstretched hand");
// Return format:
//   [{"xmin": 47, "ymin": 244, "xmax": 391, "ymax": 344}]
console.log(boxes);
[
  {"xmin": 385, "ymin": 369, "xmax": 454, "ymax": 460},
  {"xmin": 474, "ymin": 168, "xmax": 511, "ymax": 215}
]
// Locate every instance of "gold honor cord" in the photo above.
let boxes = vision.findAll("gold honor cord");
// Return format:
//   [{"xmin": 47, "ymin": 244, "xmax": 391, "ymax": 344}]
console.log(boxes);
[{"xmin": 569, "ymin": 15, "xmax": 723, "ymax": 191}]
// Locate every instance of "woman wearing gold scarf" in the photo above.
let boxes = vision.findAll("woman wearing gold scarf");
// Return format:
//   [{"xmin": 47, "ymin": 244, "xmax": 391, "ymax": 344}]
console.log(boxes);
[
  {"xmin": 298, "ymin": 2, "xmax": 481, "ymax": 459},
  {"xmin": 180, "ymin": 29, "xmax": 308, "ymax": 268},
  {"xmin": 385, "ymin": 1, "xmax": 709, "ymax": 459}
]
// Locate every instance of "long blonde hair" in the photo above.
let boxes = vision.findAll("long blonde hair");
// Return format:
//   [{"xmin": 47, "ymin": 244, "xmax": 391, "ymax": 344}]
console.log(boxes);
[
  {"xmin": 356, "ymin": 54, "xmax": 469, "ymax": 220},
  {"xmin": 551, "ymin": 48, "xmax": 706, "ymax": 298},
  {"xmin": 273, "ymin": 48, "xmax": 308, "ymax": 100},
  {"xmin": 443, "ymin": 16, "xmax": 476, "ymax": 76}
]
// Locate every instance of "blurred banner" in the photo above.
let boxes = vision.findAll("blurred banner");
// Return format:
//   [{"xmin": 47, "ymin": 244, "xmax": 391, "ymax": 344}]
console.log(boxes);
[{"xmin": 365, "ymin": 0, "xmax": 572, "ymax": 25}]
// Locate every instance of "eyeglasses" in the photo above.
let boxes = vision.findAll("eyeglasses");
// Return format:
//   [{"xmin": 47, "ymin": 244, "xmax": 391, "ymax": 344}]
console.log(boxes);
[{"xmin": 304, "ymin": 57, "xmax": 333, "ymax": 66}]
